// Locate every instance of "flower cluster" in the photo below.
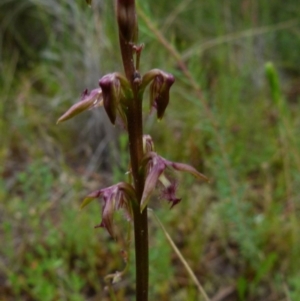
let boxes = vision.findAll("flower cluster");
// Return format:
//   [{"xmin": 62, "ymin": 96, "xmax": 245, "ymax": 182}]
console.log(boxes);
[{"xmin": 57, "ymin": 69, "xmax": 174, "ymax": 127}]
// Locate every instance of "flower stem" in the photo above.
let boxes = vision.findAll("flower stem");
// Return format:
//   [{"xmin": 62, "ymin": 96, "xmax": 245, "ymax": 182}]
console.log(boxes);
[
  {"xmin": 126, "ymin": 89, "xmax": 149, "ymax": 301},
  {"xmin": 118, "ymin": 15, "xmax": 149, "ymax": 301},
  {"xmin": 127, "ymin": 70, "xmax": 149, "ymax": 301}
]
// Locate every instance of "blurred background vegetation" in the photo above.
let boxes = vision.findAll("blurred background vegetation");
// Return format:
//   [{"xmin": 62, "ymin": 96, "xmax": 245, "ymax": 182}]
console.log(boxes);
[{"xmin": 1, "ymin": 0, "xmax": 300, "ymax": 300}]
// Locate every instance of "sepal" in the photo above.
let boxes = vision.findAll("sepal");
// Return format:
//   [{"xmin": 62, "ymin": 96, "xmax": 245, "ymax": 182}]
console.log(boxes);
[{"xmin": 57, "ymin": 88, "xmax": 102, "ymax": 124}]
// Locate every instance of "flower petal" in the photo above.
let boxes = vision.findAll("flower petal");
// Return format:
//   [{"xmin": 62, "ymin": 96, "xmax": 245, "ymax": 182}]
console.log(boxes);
[{"xmin": 159, "ymin": 178, "xmax": 181, "ymax": 208}]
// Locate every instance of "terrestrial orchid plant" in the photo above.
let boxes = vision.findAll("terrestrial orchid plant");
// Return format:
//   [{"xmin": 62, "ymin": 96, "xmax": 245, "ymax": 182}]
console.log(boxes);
[{"xmin": 57, "ymin": 0, "xmax": 208, "ymax": 300}]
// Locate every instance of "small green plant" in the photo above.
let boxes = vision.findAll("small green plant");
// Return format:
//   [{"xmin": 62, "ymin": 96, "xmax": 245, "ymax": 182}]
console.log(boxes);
[{"xmin": 57, "ymin": 1, "xmax": 208, "ymax": 300}]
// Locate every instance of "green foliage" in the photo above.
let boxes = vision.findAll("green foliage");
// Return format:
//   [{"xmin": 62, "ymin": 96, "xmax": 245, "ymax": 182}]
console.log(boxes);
[
  {"xmin": 0, "ymin": 161, "xmax": 116, "ymax": 300},
  {"xmin": 148, "ymin": 229, "xmax": 173, "ymax": 297}
]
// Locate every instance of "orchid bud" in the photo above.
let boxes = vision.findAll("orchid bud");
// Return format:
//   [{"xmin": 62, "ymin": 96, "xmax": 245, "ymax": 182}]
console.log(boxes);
[
  {"xmin": 143, "ymin": 135, "xmax": 155, "ymax": 153},
  {"xmin": 117, "ymin": 0, "xmax": 137, "ymax": 43}
]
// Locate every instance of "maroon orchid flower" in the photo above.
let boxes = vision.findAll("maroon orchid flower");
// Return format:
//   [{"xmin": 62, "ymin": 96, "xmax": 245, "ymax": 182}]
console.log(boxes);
[
  {"xmin": 57, "ymin": 72, "xmax": 131, "ymax": 126},
  {"xmin": 140, "ymin": 151, "xmax": 209, "ymax": 212},
  {"xmin": 81, "ymin": 182, "xmax": 136, "ymax": 238},
  {"xmin": 139, "ymin": 69, "xmax": 175, "ymax": 120}
]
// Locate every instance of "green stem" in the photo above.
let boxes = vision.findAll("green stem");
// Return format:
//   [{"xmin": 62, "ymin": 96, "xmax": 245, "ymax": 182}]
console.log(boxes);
[{"xmin": 118, "ymin": 28, "xmax": 149, "ymax": 301}]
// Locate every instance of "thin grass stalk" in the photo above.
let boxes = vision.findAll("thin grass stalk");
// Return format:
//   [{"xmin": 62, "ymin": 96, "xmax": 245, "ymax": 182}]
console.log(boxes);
[{"xmin": 149, "ymin": 208, "xmax": 210, "ymax": 301}]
